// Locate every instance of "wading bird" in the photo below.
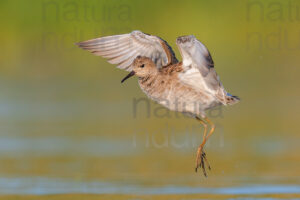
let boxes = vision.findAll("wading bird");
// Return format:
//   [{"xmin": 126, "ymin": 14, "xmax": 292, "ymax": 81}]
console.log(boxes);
[{"xmin": 76, "ymin": 30, "xmax": 239, "ymax": 176}]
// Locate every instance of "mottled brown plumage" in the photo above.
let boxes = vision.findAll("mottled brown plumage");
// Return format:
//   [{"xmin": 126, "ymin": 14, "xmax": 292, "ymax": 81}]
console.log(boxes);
[
  {"xmin": 77, "ymin": 30, "xmax": 240, "ymax": 177},
  {"xmin": 133, "ymin": 57, "xmax": 213, "ymax": 118}
]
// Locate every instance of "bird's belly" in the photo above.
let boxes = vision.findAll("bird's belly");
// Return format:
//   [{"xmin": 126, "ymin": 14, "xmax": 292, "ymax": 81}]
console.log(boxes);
[
  {"xmin": 156, "ymin": 96, "xmax": 219, "ymax": 117},
  {"xmin": 146, "ymin": 87, "xmax": 219, "ymax": 117},
  {"xmin": 138, "ymin": 77, "xmax": 220, "ymax": 117}
]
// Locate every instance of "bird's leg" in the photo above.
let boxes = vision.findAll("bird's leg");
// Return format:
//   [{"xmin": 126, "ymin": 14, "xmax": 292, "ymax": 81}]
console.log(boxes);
[
  {"xmin": 195, "ymin": 117, "xmax": 215, "ymax": 176},
  {"xmin": 202, "ymin": 117, "xmax": 215, "ymax": 171},
  {"xmin": 195, "ymin": 117, "xmax": 208, "ymax": 176},
  {"xmin": 204, "ymin": 117, "xmax": 215, "ymax": 142}
]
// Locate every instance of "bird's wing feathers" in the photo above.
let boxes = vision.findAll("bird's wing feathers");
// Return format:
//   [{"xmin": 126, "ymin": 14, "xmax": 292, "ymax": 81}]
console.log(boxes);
[
  {"xmin": 176, "ymin": 35, "xmax": 214, "ymax": 76},
  {"xmin": 176, "ymin": 35, "xmax": 225, "ymax": 99},
  {"xmin": 76, "ymin": 30, "xmax": 178, "ymax": 71}
]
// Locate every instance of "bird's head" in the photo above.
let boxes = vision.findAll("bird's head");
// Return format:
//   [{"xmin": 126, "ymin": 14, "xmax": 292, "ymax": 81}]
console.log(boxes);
[{"xmin": 121, "ymin": 56, "xmax": 157, "ymax": 83}]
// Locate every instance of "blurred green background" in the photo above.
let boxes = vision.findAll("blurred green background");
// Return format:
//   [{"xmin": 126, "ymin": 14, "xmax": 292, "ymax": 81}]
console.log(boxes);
[{"xmin": 0, "ymin": 0, "xmax": 299, "ymax": 198}]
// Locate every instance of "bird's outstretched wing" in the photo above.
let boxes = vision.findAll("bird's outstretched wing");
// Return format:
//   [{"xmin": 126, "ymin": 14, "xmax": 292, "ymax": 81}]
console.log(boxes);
[
  {"xmin": 176, "ymin": 35, "xmax": 224, "ymax": 97},
  {"xmin": 76, "ymin": 30, "xmax": 178, "ymax": 71}
]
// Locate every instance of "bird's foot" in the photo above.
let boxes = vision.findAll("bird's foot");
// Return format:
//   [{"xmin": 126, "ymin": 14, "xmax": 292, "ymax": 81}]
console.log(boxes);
[{"xmin": 195, "ymin": 147, "xmax": 211, "ymax": 177}]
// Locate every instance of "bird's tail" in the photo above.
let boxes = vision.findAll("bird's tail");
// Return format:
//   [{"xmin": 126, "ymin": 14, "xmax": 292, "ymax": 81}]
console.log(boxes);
[{"xmin": 225, "ymin": 93, "xmax": 240, "ymax": 105}]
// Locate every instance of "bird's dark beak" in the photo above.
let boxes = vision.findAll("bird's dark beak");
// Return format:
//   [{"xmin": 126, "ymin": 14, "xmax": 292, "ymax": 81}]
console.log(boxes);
[{"xmin": 121, "ymin": 71, "xmax": 135, "ymax": 83}]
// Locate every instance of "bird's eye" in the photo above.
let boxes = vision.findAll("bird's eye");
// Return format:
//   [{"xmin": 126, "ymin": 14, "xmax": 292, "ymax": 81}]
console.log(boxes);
[{"xmin": 140, "ymin": 64, "xmax": 145, "ymax": 68}]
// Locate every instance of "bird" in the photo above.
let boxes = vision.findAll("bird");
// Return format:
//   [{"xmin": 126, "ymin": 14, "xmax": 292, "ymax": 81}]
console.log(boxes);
[{"xmin": 76, "ymin": 30, "xmax": 240, "ymax": 177}]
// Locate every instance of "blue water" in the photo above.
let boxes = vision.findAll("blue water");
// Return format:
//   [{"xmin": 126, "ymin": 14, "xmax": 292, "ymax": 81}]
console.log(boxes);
[{"xmin": 0, "ymin": 177, "xmax": 299, "ymax": 195}]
